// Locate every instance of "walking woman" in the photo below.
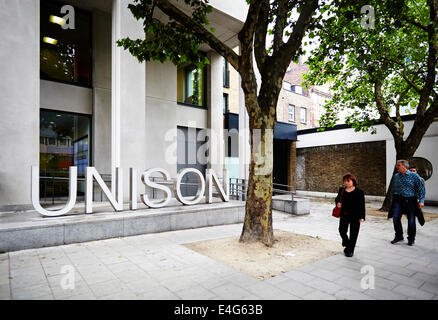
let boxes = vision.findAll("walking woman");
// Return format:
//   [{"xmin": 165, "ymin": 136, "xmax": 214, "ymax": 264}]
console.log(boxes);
[{"xmin": 335, "ymin": 173, "xmax": 366, "ymax": 257}]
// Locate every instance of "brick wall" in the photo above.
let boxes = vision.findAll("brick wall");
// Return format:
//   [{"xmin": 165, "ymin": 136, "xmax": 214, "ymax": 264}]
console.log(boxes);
[{"xmin": 296, "ymin": 141, "xmax": 386, "ymax": 196}]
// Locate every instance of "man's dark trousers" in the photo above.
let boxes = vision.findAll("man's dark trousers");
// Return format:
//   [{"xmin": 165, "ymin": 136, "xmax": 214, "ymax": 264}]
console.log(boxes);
[
  {"xmin": 392, "ymin": 196, "xmax": 417, "ymax": 242},
  {"xmin": 339, "ymin": 215, "xmax": 360, "ymax": 254}
]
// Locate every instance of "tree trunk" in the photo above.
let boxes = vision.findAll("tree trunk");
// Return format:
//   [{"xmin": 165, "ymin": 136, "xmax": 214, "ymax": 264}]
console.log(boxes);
[{"xmin": 240, "ymin": 116, "xmax": 276, "ymax": 246}]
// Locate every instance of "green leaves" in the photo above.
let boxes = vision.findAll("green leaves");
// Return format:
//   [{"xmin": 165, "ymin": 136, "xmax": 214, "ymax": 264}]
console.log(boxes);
[
  {"xmin": 306, "ymin": 0, "xmax": 437, "ymax": 134},
  {"xmin": 118, "ymin": 0, "xmax": 212, "ymax": 68}
]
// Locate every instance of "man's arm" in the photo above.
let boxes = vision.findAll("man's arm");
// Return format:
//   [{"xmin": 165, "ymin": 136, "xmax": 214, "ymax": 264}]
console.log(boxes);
[{"xmin": 416, "ymin": 175, "xmax": 426, "ymax": 207}]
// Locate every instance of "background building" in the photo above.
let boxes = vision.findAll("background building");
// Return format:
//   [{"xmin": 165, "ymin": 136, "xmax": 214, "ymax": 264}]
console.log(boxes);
[{"xmin": 277, "ymin": 60, "xmax": 332, "ymax": 130}]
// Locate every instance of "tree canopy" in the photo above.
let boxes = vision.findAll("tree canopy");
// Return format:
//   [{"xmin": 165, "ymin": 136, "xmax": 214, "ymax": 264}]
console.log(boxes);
[
  {"xmin": 305, "ymin": 0, "xmax": 437, "ymax": 143},
  {"xmin": 305, "ymin": 0, "xmax": 438, "ymax": 209}
]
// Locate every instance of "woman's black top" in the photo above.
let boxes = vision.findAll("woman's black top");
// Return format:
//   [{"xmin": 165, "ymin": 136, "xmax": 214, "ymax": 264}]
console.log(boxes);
[{"xmin": 335, "ymin": 187, "xmax": 366, "ymax": 220}]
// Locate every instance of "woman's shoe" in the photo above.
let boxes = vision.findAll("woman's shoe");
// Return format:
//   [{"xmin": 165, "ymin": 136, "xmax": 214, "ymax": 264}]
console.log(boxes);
[{"xmin": 344, "ymin": 248, "xmax": 353, "ymax": 257}]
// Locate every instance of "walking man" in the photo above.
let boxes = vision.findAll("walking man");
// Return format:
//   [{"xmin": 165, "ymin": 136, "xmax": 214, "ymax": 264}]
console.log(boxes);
[{"xmin": 391, "ymin": 159, "xmax": 425, "ymax": 246}]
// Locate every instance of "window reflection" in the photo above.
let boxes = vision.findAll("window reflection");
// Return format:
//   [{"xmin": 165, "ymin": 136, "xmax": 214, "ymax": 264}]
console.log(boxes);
[
  {"xmin": 177, "ymin": 63, "xmax": 206, "ymax": 107},
  {"xmin": 40, "ymin": 0, "xmax": 92, "ymax": 87},
  {"xmin": 40, "ymin": 110, "xmax": 91, "ymax": 199},
  {"xmin": 410, "ymin": 157, "xmax": 433, "ymax": 181}
]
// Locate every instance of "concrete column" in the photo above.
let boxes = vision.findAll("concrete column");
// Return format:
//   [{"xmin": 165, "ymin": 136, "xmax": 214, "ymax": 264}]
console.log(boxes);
[
  {"xmin": 0, "ymin": 0, "xmax": 40, "ymax": 211},
  {"xmin": 238, "ymin": 80, "xmax": 250, "ymax": 180},
  {"xmin": 93, "ymin": 9, "xmax": 112, "ymax": 175},
  {"xmin": 207, "ymin": 51, "xmax": 224, "ymax": 177},
  {"xmin": 112, "ymin": 0, "xmax": 146, "ymax": 201}
]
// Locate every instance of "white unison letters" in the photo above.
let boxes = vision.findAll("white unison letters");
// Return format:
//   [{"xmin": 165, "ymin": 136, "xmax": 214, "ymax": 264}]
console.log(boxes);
[{"xmin": 31, "ymin": 166, "xmax": 229, "ymax": 216}]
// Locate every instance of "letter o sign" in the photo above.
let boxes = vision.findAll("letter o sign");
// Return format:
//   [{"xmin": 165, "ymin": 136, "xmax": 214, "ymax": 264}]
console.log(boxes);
[{"xmin": 174, "ymin": 168, "xmax": 205, "ymax": 205}]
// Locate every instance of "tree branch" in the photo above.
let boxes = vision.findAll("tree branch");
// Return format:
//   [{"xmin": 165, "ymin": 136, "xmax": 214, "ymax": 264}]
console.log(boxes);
[
  {"xmin": 274, "ymin": 0, "xmax": 318, "ymax": 71},
  {"xmin": 238, "ymin": 0, "xmax": 263, "ymax": 47},
  {"xmin": 254, "ymin": 0, "xmax": 269, "ymax": 74},
  {"xmin": 380, "ymin": 56, "xmax": 424, "ymax": 94},
  {"xmin": 374, "ymin": 80, "xmax": 401, "ymax": 139},
  {"xmin": 272, "ymin": 0, "xmax": 288, "ymax": 53},
  {"xmin": 406, "ymin": 17, "xmax": 428, "ymax": 31},
  {"xmin": 155, "ymin": 0, "xmax": 240, "ymax": 70},
  {"xmin": 417, "ymin": 0, "xmax": 438, "ymax": 115}
]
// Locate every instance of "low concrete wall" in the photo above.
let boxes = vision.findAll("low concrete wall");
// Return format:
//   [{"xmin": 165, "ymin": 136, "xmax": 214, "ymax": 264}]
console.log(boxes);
[
  {"xmin": 272, "ymin": 195, "xmax": 310, "ymax": 215},
  {"xmin": 0, "ymin": 201, "xmax": 245, "ymax": 252}
]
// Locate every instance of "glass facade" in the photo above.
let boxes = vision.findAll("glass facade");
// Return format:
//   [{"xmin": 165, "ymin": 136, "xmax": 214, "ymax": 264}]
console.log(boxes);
[
  {"xmin": 40, "ymin": 0, "xmax": 92, "ymax": 87},
  {"xmin": 40, "ymin": 110, "xmax": 91, "ymax": 198}
]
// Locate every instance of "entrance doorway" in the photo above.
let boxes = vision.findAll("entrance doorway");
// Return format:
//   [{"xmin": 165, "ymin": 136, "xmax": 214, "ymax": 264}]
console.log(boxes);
[
  {"xmin": 273, "ymin": 139, "xmax": 290, "ymax": 193},
  {"xmin": 177, "ymin": 126, "xmax": 207, "ymax": 197}
]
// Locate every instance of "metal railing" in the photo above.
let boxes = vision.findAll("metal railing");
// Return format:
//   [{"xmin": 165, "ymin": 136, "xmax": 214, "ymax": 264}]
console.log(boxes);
[
  {"xmin": 229, "ymin": 179, "xmax": 295, "ymax": 202},
  {"xmin": 39, "ymin": 175, "xmax": 112, "ymax": 205},
  {"xmin": 272, "ymin": 182, "xmax": 296, "ymax": 201},
  {"xmin": 229, "ymin": 178, "xmax": 248, "ymax": 201}
]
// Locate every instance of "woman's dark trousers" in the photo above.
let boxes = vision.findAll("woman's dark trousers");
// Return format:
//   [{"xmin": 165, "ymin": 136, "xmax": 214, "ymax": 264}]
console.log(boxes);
[{"xmin": 339, "ymin": 215, "xmax": 361, "ymax": 254}]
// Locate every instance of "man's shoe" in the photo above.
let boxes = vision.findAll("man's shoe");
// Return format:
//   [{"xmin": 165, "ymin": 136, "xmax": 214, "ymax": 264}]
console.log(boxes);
[
  {"xmin": 408, "ymin": 240, "xmax": 415, "ymax": 246},
  {"xmin": 391, "ymin": 237, "xmax": 404, "ymax": 244}
]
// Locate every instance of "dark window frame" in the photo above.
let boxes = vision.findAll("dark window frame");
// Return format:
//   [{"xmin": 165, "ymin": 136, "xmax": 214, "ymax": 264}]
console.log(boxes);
[
  {"xmin": 39, "ymin": 108, "xmax": 93, "ymax": 177},
  {"xmin": 40, "ymin": 0, "xmax": 93, "ymax": 89},
  {"xmin": 177, "ymin": 61, "xmax": 208, "ymax": 109}
]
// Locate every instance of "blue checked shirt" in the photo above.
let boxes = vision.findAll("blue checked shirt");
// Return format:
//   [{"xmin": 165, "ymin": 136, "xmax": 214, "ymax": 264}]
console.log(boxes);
[{"xmin": 391, "ymin": 170, "xmax": 426, "ymax": 203}]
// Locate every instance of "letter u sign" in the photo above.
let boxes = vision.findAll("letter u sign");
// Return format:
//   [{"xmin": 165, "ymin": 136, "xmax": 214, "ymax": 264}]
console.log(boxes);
[{"xmin": 31, "ymin": 165, "xmax": 77, "ymax": 216}]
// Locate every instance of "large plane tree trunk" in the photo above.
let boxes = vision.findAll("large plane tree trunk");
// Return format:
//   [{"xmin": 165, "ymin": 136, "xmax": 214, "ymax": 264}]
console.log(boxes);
[{"xmin": 240, "ymin": 115, "xmax": 276, "ymax": 246}]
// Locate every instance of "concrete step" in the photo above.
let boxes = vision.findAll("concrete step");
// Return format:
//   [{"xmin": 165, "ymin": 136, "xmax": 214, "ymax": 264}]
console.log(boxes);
[{"xmin": 0, "ymin": 199, "xmax": 245, "ymax": 252}]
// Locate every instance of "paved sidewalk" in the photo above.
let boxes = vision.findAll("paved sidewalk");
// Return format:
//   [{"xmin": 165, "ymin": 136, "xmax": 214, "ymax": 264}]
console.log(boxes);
[{"xmin": 1, "ymin": 199, "xmax": 437, "ymax": 300}]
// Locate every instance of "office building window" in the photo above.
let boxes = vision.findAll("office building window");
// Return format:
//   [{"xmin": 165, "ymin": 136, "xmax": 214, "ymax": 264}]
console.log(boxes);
[
  {"xmin": 177, "ymin": 63, "xmax": 206, "ymax": 107},
  {"xmin": 40, "ymin": 110, "xmax": 91, "ymax": 199},
  {"xmin": 288, "ymin": 105, "xmax": 295, "ymax": 122},
  {"xmin": 292, "ymin": 85, "xmax": 303, "ymax": 95},
  {"xmin": 223, "ymin": 93, "xmax": 229, "ymax": 114},
  {"xmin": 40, "ymin": 0, "xmax": 92, "ymax": 87},
  {"xmin": 223, "ymin": 58, "xmax": 230, "ymax": 88},
  {"xmin": 300, "ymin": 107, "xmax": 307, "ymax": 124}
]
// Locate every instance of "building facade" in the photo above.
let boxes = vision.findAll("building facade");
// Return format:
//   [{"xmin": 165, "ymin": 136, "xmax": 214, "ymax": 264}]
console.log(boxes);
[
  {"xmin": 0, "ymin": 0, "xmax": 253, "ymax": 211},
  {"xmin": 277, "ymin": 61, "xmax": 332, "ymax": 130}
]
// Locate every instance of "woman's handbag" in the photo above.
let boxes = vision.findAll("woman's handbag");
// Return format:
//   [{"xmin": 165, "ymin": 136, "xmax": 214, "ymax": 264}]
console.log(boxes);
[{"xmin": 332, "ymin": 188, "xmax": 345, "ymax": 218}]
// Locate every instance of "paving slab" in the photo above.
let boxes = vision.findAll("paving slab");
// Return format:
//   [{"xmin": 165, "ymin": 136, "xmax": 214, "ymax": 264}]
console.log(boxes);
[{"xmin": 0, "ymin": 198, "xmax": 437, "ymax": 300}]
